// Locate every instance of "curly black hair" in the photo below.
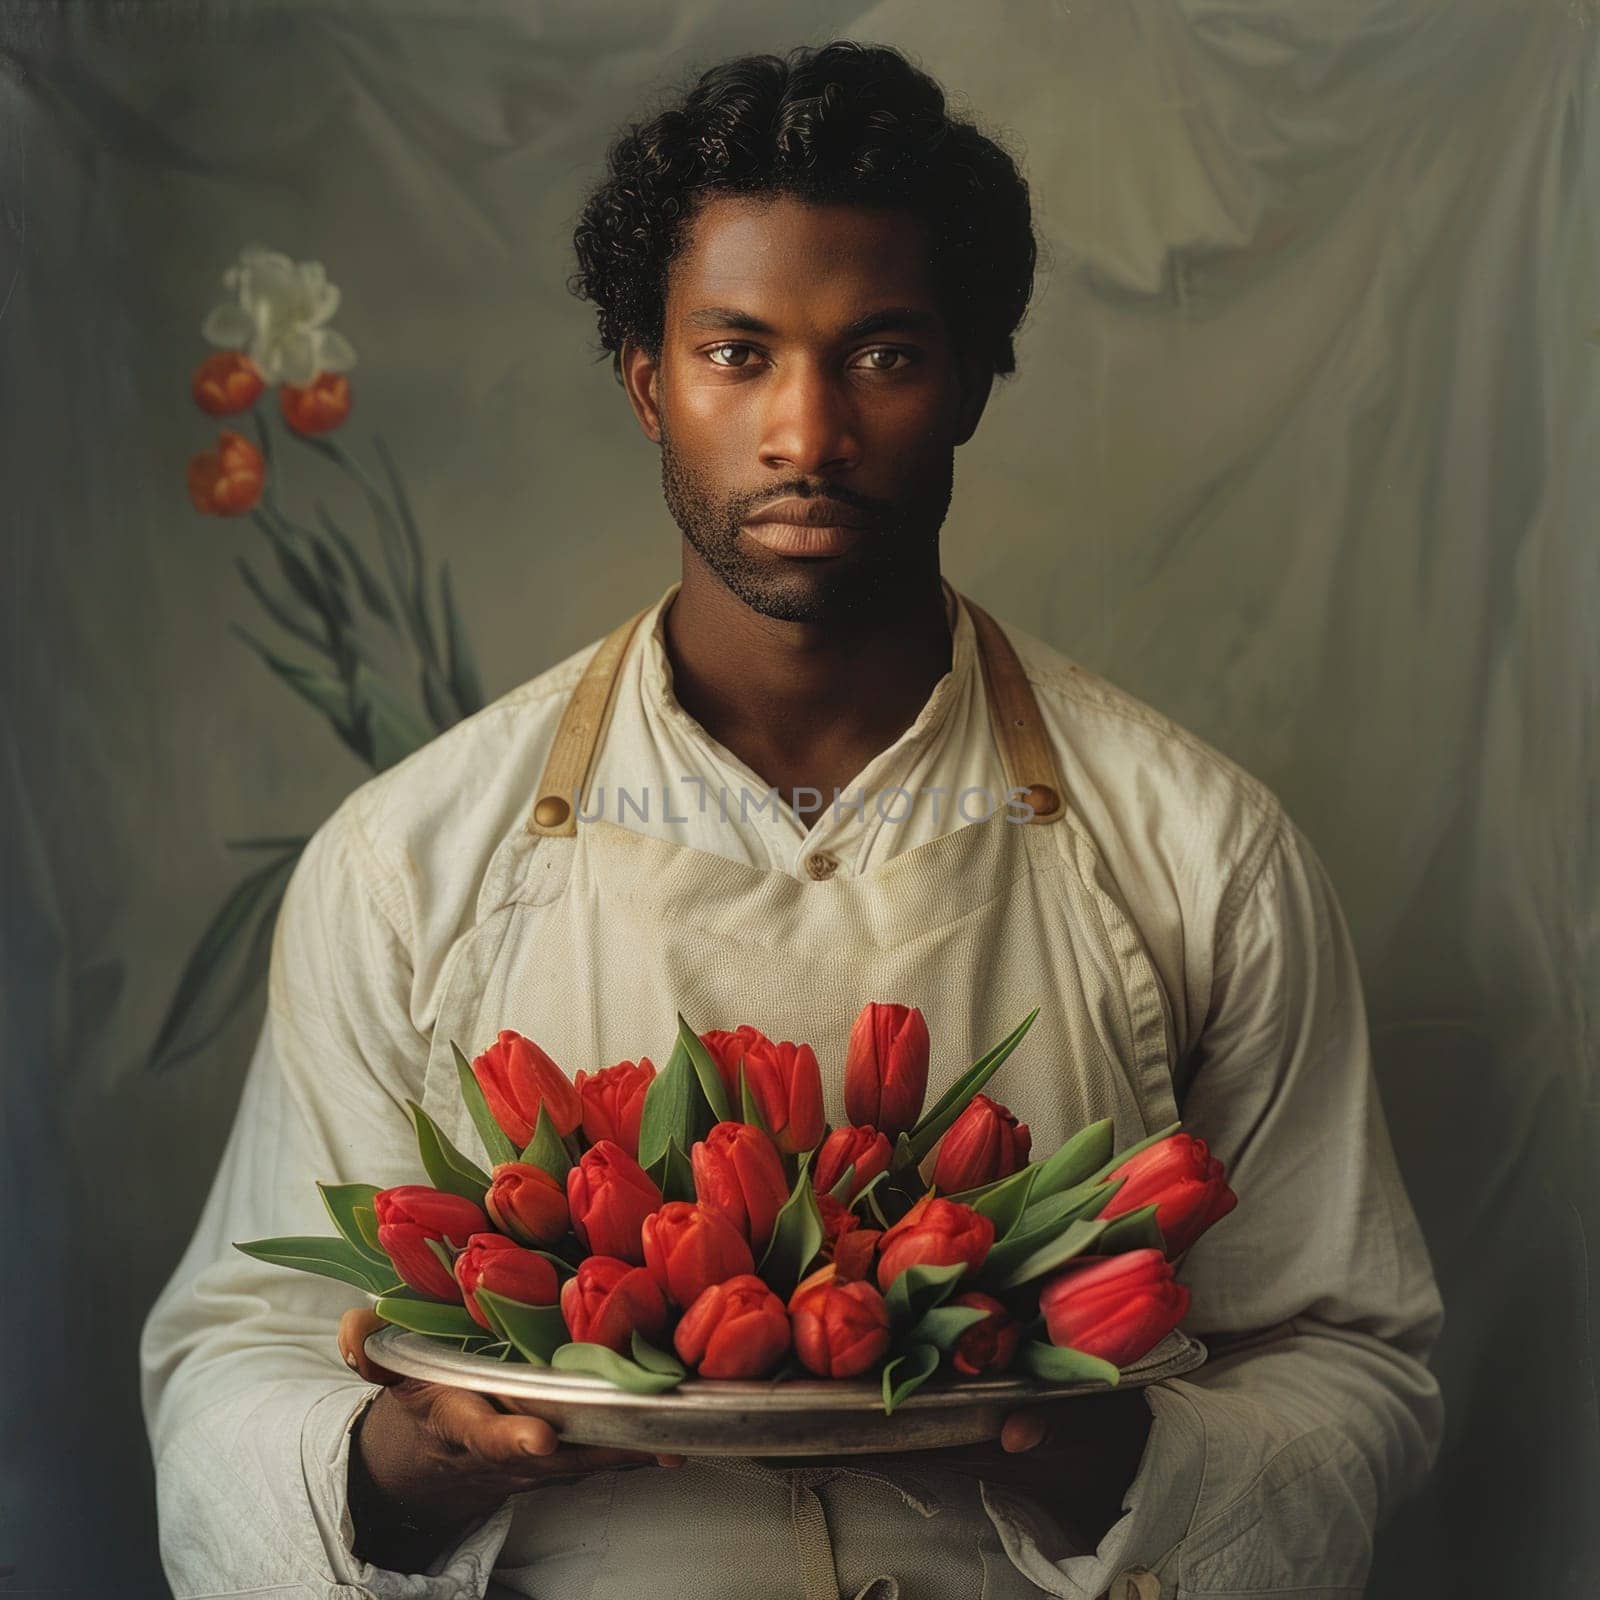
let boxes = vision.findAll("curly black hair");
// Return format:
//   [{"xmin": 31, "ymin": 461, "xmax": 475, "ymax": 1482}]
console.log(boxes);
[{"xmin": 569, "ymin": 41, "xmax": 1037, "ymax": 382}]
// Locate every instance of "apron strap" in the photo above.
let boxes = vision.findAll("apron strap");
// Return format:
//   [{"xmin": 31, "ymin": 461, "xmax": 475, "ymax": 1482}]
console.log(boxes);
[{"xmin": 524, "ymin": 587, "xmax": 1068, "ymax": 836}]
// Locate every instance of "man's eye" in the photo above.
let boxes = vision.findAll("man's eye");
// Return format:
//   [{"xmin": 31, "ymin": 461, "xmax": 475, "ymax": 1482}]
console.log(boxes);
[
  {"xmin": 855, "ymin": 348, "xmax": 912, "ymax": 371},
  {"xmin": 706, "ymin": 343, "xmax": 756, "ymax": 368}
]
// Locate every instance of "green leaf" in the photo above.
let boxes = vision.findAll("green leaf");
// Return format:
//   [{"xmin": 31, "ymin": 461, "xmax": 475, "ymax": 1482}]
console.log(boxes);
[
  {"xmin": 408, "ymin": 1100, "xmax": 492, "ymax": 1206},
  {"xmin": 373, "ymin": 1295, "xmax": 481, "ymax": 1340},
  {"xmin": 884, "ymin": 1260, "xmax": 967, "ymax": 1327},
  {"xmin": 906, "ymin": 1009, "xmax": 1039, "ymax": 1163},
  {"xmin": 550, "ymin": 1342, "xmax": 683, "ymax": 1394},
  {"xmin": 352, "ymin": 1204, "xmax": 383, "ymax": 1256},
  {"xmin": 1084, "ymin": 1122, "xmax": 1180, "ymax": 1188},
  {"xmin": 440, "ymin": 560, "xmax": 486, "ymax": 715},
  {"xmin": 371, "ymin": 434, "xmax": 434, "ymax": 654},
  {"xmin": 519, "ymin": 1102, "xmax": 573, "ymax": 1182},
  {"xmin": 1026, "ymin": 1119, "xmax": 1115, "ymax": 1203},
  {"xmin": 758, "ymin": 1153, "xmax": 824, "ymax": 1294},
  {"xmin": 316, "ymin": 1183, "xmax": 388, "ymax": 1267},
  {"xmin": 348, "ymin": 664, "xmax": 434, "ymax": 773},
  {"xmin": 906, "ymin": 1303, "xmax": 990, "ymax": 1353},
  {"xmin": 677, "ymin": 1013, "xmax": 732, "ymax": 1124},
  {"xmin": 229, "ymin": 623, "xmax": 369, "ymax": 765},
  {"xmin": 630, "ymin": 1331, "xmax": 687, "ymax": 1378},
  {"xmin": 987, "ymin": 1219, "xmax": 1108, "ymax": 1290},
  {"xmin": 881, "ymin": 1343, "xmax": 941, "ymax": 1415},
  {"xmin": 638, "ymin": 1033, "xmax": 714, "ymax": 1172},
  {"xmin": 145, "ymin": 844, "xmax": 302, "ymax": 1071},
  {"xmin": 314, "ymin": 500, "xmax": 398, "ymax": 628},
  {"xmin": 827, "ymin": 1163, "xmax": 857, "ymax": 1203},
  {"xmin": 739, "ymin": 1064, "xmax": 772, "ymax": 1137},
  {"xmin": 475, "ymin": 1290, "xmax": 568, "ymax": 1365},
  {"xmin": 645, "ymin": 1139, "xmax": 696, "ymax": 1203},
  {"xmin": 1014, "ymin": 1177, "xmax": 1120, "ymax": 1241},
  {"xmin": 234, "ymin": 1235, "xmax": 399, "ymax": 1296},
  {"xmin": 1017, "ymin": 1341, "xmax": 1121, "ymax": 1387},
  {"xmin": 453, "ymin": 1042, "xmax": 518, "ymax": 1168},
  {"xmin": 235, "ymin": 554, "xmax": 332, "ymax": 659},
  {"xmin": 953, "ymin": 1165, "xmax": 1038, "ymax": 1236},
  {"xmin": 1092, "ymin": 1202, "xmax": 1166, "ymax": 1255}
]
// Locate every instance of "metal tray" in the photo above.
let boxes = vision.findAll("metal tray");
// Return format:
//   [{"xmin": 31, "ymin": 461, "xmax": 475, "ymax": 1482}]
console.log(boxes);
[{"xmin": 364, "ymin": 1326, "xmax": 1206, "ymax": 1455}]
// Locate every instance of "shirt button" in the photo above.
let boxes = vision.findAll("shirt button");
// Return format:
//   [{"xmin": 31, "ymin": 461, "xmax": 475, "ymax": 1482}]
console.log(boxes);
[{"xmin": 805, "ymin": 851, "xmax": 839, "ymax": 881}]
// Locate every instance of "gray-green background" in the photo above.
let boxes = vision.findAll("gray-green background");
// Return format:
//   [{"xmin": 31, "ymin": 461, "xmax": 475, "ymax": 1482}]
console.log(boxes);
[{"xmin": 2, "ymin": 1, "xmax": 1594, "ymax": 1593}]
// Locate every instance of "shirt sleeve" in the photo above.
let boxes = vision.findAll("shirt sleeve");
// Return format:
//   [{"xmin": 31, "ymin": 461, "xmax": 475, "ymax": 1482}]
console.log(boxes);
[
  {"xmin": 138, "ymin": 797, "xmax": 517, "ymax": 1599},
  {"xmin": 993, "ymin": 813, "xmax": 1446, "ymax": 1599}
]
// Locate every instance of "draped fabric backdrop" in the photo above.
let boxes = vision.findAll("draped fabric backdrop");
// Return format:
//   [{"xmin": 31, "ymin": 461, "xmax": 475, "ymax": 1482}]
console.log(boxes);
[{"xmin": 2, "ymin": 2, "xmax": 1594, "ymax": 1593}]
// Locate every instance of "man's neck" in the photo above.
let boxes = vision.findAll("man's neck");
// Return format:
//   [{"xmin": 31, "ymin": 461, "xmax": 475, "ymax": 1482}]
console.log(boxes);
[{"xmin": 661, "ymin": 553, "xmax": 954, "ymax": 800}]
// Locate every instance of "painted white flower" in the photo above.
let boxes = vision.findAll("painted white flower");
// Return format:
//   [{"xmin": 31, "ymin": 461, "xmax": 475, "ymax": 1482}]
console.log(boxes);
[{"xmin": 202, "ymin": 246, "xmax": 357, "ymax": 387}]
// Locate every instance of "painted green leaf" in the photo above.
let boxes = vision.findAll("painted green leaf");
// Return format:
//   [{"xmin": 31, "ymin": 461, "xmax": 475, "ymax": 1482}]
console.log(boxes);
[
  {"xmin": 989, "ymin": 1219, "xmax": 1108, "ymax": 1290},
  {"xmin": 881, "ymin": 1343, "xmax": 941, "ymax": 1415},
  {"xmin": 758, "ymin": 1152, "xmax": 824, "ymax": 1294},
  {"xmin": 408, "ymin": 1100, "xmax": 492, "ymax": 1206},
  {"xmin": 316, "ymin": 1183, "xmax": 389, "ymax": 1268},
  {"xmin": 1018, "ymin": 1341, "xmax": 1120, "ymax": 1387},
  {"xmin": 476, "ymin": 1290, "xmax": 568, "ymax": 1365},
  {"xmin": 906, "ymin": 1009, "xmax": 1039, "ymax": 1163},
  {"xmin": 884, "ymin": 1260, "xmax": 968, "ymax": 1327},
  {"xmin": 677, "ymin": 1013, "xmax": 732, "ymax": 1124},
  {"xmin": 550, "ymin": 1342, "xmax": 683, "ymax": 1393},
  {"xmin": 454, "ymin": 1042, "xmax": 517, "ymax": 1168},
  {"xmin": 234, "ymin": 1234, "xmax": 400, "ymax": 1295},
  {"xmin": 520, "ymin": 1102, "xmax": 572, "ymax": 1183},
  {"xmin": 1092, "ymin": 1202, "xmax": 1166, "ymax": 1256},
  {"xmin": 373, "ymin": 1295, "xmax": 481, "ymax": 1340},
  {"xmin": 440, "ymin": 560, "xmax": 487, "ymax": 716},
  {"xmin": 905, "ymin": 1303, "xmax": 990, "ymax": 1353},
  {"xmin": 630, "ymin": 1331, "xmax": 687, "ymax": 1378},
  {"xmin": 1026, "ymin": 1119, "xmax": 1115, "ymax": 1203}
]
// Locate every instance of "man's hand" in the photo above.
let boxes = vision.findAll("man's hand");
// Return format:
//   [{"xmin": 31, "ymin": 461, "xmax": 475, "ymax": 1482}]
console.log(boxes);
[{"xmin": 337, "ymin": 1308, "xmax": 683, "ymax": 1573}]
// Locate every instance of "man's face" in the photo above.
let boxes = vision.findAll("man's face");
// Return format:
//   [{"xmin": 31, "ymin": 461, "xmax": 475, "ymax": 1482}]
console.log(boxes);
[{"xmin": 624, "ymin": 193, "xmax": 989, "ymax": 623}]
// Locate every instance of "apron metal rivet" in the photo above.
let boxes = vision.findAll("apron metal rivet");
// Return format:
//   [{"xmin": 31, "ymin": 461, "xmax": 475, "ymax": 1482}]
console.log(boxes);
[
  {"xmin": 534, "ymin": 795, "xmax": 570, "ymax": 828},
  {"xmin": 1021, "ymin": 783, "xmax": 1060, "ymax": 817}
]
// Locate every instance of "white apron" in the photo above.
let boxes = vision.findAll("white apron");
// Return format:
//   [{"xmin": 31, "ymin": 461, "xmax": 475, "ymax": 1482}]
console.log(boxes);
[{"xmin": 415, "ymin": 593, "xmax": 1179, "ymax": 1600}]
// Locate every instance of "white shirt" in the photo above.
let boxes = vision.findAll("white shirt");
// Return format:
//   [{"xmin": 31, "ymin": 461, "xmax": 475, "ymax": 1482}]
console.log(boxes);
[{"xmin": 140, "ymin": 579, "xmax": 1444, "ymax": 1599}]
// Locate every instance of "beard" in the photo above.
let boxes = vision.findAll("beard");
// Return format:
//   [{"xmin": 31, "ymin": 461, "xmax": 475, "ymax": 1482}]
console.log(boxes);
[{"xmin": 658, "ymin": 413, "xmax": 953, "ymax": 624}]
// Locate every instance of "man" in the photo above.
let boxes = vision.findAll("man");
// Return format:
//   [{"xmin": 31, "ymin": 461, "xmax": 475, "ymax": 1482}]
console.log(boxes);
[{"xmin": 141, "ymin": 40, "xmax": 1444, "ymax": 1600}]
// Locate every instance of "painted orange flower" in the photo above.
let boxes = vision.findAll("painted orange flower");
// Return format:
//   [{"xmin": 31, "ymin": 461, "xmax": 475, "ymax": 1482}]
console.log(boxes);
[
  {"xmin": 191, "ymin": 351, "xmax": 265, "ymax": 416},
  {"xmin": 186, "ymin": 430, "xmax": 266, "ymax": 516},
  {"xmin": 279, "ymin": 371, "xmax": 352, "ymax": 435}
]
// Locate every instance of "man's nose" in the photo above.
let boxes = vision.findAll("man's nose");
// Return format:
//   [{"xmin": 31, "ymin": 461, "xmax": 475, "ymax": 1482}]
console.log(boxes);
[{"xmin": 756, "ymin": 361, "xmax": 861, "ymax": 476}]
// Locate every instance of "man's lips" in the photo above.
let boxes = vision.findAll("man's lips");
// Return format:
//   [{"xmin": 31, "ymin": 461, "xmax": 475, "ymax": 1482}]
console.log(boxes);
[{"xmin": 741, "ymin": 498, "xmax": 871, "ymax": 558}]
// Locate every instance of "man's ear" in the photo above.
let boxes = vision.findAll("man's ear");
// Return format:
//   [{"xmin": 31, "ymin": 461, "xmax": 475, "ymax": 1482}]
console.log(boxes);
[
  {"xmin": 952, "ymin": 348, "xmax": 995, "ymax": 448},
  {"xmin": 620, "ymin": 337, "xmax": 664, "ymax": 444}
]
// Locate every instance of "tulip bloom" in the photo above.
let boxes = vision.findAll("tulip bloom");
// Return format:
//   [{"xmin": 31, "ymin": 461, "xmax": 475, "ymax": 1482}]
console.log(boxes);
[
  {"xmin": 948, "ymin": 1291, "xmax": 1021, "ymax": 1377},
  {"xmin": 674, "ymin": 1274, "xmax": 791, "ymax": 1379},
  {"xmin": 454, "ymin": 1233, "xmax": 559, "ymax": 1331},
  {"xmin": 703, "ymin": 1027, "xmax": 825, "ymax": 1156},
  {"xmin": 875, "ymin": 1195, "xmax": 995, "ymax": 1293},
  {"xmin": 832, "ymin": 1226, "xmax": 881, "ymax": 1284},
  {"xmin": 372, "ymin": 1185, "xmax": 489, "ymax": 1301},
  {"xmin": 560, "ymin": 1255, "xmax": 670, "ymax": 1354},
  {"xmin": 566, "ymin": 1141, "xmax": 662, "ymax": 1265},
  {"xmin": 278, "ymin": 371, "xmax": 352, "ymax": 435},
  {"xmin": 932, "ymin": 1094, "xmax": 1032, "ymax": 1194},
  {"xmin": 843, "ymin": 1002, "xmax": 929, "ymax": 1141},
  {"xmin": 1099, "ymin": 1134, "xmax": 1237, "ymax": 1258},
  {"xmin": 1039, "ymin": 1249, "xmax": 1190, "ymax": 1366},
  {"xmin": 472, "ymin": 1029, "xmax": 582, "ymax": 1147},
  {"xmin": 692, "ymin": 1121, "xmax": 790, "ymax": 1252},
  {"xmin": 484, "ymin": 1162, "xmax": 569, "ymax": 1247},
  {"xmin": 811, "ymin": 1125, "xmax": 893, "ymax": 1202},
  {"xmin": 573, "ymin": 1058, "xmax": 656, "ymax": 1159},
  {"xmin": 788, "ymin": 1264, "xmax": 892, "ymax": 1378},
  {"xmin": 191, "ymin": 351, "xmax": 264, "ymax": 415},
  {"xmin": 187, "ymin": 429, "xmax": 265, "ymax": 516},
  {"xmin": 641, "ymin": 1200, "xmax": 755, "ymax": 1309}
]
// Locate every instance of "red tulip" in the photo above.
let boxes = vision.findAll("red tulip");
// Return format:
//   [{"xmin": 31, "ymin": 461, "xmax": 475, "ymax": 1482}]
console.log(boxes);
[
  {"xmin": 566, "ymin": 1141, "xmax": 662, "ymax": 1265},
  {"xmin": 703, "ymin": 1027, "xmax": 825, "ymax": 1156},
  {"xmin": 484, "ymin": 1162, "xmax": 569, "ymax": 1247},
  {"xmin": 1099, "ymin": 1134, "xmax": 1237, "ymax": 1258},
  {"xmin": 278, "ymin": 371, "xmax": 351, "ymax": 435},
  {"xmin": 187, "ymin": 429, "xmax": 265, "ymax": 516},
  {"xmin": 372, "ymin": 1185, "xmax": 489, "ymax": 1301},
  {"xmin": 948, "ymin": 1291, "xmax": 1021, "ymax": 1376},
  {"xmin": 191, "ymin": 351, "xmax": 264, "ymax": 415},
  {"xmin": 833, "ymin": 1226, "xmax": 881, "ymax": 1284},
  {"xmin": 560, "ymin": 1255, "xmax": 670, "ymax": 1354},
  {"xmin": 811, "ymin": 1125, "xmax": 893, "ymax": 1202},
  {"xmin": 691, "ymin": 1121, "xmax": 790, "ymax": 1252},
  {"xmin": 843, "ymin": 1002, "xmax": 929, "ymax": 1140},
  {"xmin": 454, "ymin": 1233, "xmax": 559, "ymax": 1331},
  {"xmin": 472, "ymin": 1029, "xmax": 582, "ymax": 1148},
  {"xmin": 788, "ymin": 1263, "xmax": 892, "ymax": 1378},
  {"xmin": 641, "ymin": 1200, "xmax": 755, "ymax": 1309},
  {"xmin": 673, "ymin": 1274, "xmax": 791, "ymax": 1378},
  {"xmin": 874, "ymin": 1195, "xmax": 995, "ymax": 1293},
  {"xmin": 933, "ymin": 1094, "xmax": 1032, "ymax": 1194},
  {"xmin": 573, "ymin": 1058, "xmax": 656, "ymax": 1159},
  {"xmin": 1039, "ymin": 1249, "xmax": 1190, "ymax": 1366}
]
